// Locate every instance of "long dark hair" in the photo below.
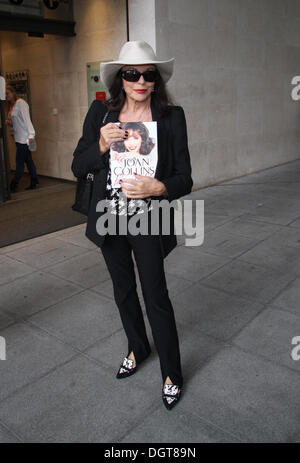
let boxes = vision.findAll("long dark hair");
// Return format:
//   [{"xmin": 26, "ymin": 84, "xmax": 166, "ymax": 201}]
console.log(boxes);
[
  {"xmin": 104, "ymin": 66, "xmax": 174, "ymax": 117},
  {"xmin": 112, "ymin": 122, "xmax": 155, "ymax": 155}
]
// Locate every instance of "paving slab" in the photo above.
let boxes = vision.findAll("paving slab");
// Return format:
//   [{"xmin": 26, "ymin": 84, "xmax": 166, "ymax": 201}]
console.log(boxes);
[
  {"xmin": 198, "ymin": 212, "xmax": 233, "ymax": 233},
  {"xmin": 164, "ymin": 246, "xmax": 232, "ymax": 282},
  {"xmin": 0, "ymin": 422, "xmax": 22, "ymax": 443},
  {"xmin": 242, "ymin": 198, "xmax": 300, "ymax": 225},
  {"xmin": 182, "ymin": 346, "xmax": 300, "ymax": 443},
  {"xmin": 202, "ymin": 259, "xmax": 296, "ymax": 303},
  {"xmin": 27, "ymin": 290, "xmax": 123, "ymax": 351},
  {"xmin": 258, "ymin": 227, "xmax": 300, "ymax": 249},
  {"xmin": 192, "ymin": 226, "xmax": 260, "ymax": 258},
  {"xmin": 0, "ymin": 255, "xmax": 35, "ymax": 286},
  {"xmin": 0, "ymin": 271, "xmax": 81, "ymax": 320},
  {"xmin": 238, "ymin": 240, "xmax": 300, "ymax": 276},
  {"xmin": 289, "ymin": 218, "xmax": 300, "ymax": 229},
  {"xmin": 0, "ymin": 312, "xmax": 15, "ymax": 331},
  {"xmin": 231, "ymin": 306, "xmax": 300, "ymax": 372},
  {"xmin": 271, "ymin": 277, "xmax": 300, "ymax": 315},
  {"xmin": 0, "ymin": 355, "xmax": 159, "ymax": 443},
  {"xmin": 210, "ymin": 216, "xmax": 284, "ymax": 240},
  {"xmin": 45, "ymin": 250, "xmax": 111, "ymax": 289},
  {"xmin": 203, "ymin": 193, "xmax": 265, "ymax": 217},
  {"xmin": 5, "ymin": 237, "xmax": 88, "ymax": 270},
  {"xmin": 55, "ymin": 225, "xmax": 98, "ymax": 250},
  {"xmin": 118, "ymin": 406, "xmax": 241, "ymax": 443},
  {"xmin": 172, "ymin": 283, "xmax": 264, "ymax": 341},
  {"xmin": 0, "ymin": 322, "xmax": 77, "ymax": 402}
]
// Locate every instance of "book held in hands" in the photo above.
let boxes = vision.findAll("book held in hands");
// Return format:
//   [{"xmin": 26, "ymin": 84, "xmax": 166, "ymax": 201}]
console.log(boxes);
[{"xmin": 109, "ymin": 121, "xmax": 158, "ymax": 188}]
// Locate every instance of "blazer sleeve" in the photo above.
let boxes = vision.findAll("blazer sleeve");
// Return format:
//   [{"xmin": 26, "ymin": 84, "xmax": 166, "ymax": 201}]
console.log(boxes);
[
  {"xmin": 71, "ymin": 100, "xmax": 108, "ymax": 178},
  {"xmin": 160, "ymin": 106, "xmax": 193, "ymax": 202}
]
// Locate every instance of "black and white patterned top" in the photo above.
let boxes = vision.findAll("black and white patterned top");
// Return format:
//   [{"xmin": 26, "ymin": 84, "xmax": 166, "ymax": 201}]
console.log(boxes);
[
  {"xmin": 105, "ymin": 161, "xmax": 153, "ymax": 216},
  {"xmin": 102, "ymin": 114, "xmax": 153, "ymax": 217}
]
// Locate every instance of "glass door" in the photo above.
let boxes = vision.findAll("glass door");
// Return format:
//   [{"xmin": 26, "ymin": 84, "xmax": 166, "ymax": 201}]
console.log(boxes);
[{"xmin": 0, "ymin": 76, "xmax": 10, "ymax": 203}]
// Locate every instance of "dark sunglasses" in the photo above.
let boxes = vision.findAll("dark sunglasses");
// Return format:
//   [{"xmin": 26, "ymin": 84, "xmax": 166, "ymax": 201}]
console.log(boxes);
[{"xmin": 120, "ymin": 69, "xmax": 157, "ymax": 82}]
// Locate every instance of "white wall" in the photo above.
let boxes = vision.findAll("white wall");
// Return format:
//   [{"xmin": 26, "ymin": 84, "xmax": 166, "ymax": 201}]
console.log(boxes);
[
  {"xmin": 128, "ymin": 0, "xmax": 156, "ymax": 51},
  {"xmin": 155, "ymin": 0, "xmax": 300, "ymax": 189}
]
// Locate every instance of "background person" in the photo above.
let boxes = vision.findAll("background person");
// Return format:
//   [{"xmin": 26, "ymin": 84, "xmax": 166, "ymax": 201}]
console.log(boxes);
[{"xmin": 5, "ymin": 84, "xmax": 38, "ymax": 192}]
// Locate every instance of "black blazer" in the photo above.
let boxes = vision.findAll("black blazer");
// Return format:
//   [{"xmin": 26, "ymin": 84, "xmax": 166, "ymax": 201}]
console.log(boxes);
[{"xmin": 71, "ymin": 99, "xmax": 193, "ymax": 258}]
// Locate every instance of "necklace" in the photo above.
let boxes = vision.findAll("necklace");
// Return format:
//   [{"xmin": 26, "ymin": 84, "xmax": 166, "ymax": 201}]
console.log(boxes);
[{"xmin": 120, "ymin": 102, "xmax": 152, "ymax": 122}]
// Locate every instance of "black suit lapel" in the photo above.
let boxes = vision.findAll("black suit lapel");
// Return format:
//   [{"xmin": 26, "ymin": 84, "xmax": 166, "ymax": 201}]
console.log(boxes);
[
  {"xmin": 151, "ymin": 99, "xmax": 165, "ymax": 180},
  {"xmin": 106, "ymin": 110, "xmax": 120, "ymax": 123}
]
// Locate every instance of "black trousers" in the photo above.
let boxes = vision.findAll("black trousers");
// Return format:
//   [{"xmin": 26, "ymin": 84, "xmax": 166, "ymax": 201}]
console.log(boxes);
[
  {"xmin": 99, "ymin": 214, "xmax": 183, "ymax": 388},
  {"xmin": 14, "ymin": 142, "xmax": 37, "ymax": 183}
]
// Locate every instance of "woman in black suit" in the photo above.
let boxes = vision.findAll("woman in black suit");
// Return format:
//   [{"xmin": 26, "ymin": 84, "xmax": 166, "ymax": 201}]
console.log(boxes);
[{"xmin": 72, "ymin": 41, "xmax": 193, "ymax": 410}]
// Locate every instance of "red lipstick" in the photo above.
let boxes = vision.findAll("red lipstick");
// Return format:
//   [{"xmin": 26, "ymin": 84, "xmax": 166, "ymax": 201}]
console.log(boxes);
[{"xmin": 134, "ymin": 89, "xmax": 147, "ymax": 94}]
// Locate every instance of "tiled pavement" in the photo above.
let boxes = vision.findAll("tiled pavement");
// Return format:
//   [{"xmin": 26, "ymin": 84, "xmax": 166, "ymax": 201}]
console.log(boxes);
[{"xmin": 0, "ymin": 160, "xmax": 300, "ymax": 442}]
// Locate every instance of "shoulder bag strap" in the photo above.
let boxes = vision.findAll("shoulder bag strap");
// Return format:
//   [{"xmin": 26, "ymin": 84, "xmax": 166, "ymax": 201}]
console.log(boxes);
[
  {"xmin": 102, "ymin": 110, "xmax": 109, "ymax": 125},
  {"xmin": 86, "ymin": 110, "xmax": 110, "ymax": 181}
]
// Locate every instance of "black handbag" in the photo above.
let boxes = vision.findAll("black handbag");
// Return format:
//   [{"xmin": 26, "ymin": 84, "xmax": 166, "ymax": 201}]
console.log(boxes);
[{"xmin": 72, "ymin": 110, "xmax": 109, "ymax": 216}]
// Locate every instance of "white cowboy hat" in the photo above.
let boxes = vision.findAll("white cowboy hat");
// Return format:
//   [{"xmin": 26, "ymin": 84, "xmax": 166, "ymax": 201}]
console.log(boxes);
[{"xmin": 100, "ymin": 41, "xmax": 175, "ymax": 89}]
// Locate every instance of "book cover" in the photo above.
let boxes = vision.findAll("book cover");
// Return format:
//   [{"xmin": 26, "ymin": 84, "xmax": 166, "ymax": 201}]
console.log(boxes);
[{"xmin": 109, "ymin": 121, "xmax": 158, "ymax": 188}]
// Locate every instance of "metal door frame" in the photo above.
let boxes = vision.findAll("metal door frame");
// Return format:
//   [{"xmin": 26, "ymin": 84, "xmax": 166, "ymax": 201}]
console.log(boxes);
[{"xmin": 0, "ymin": 78, "xmax": 11, "ymax": 202}]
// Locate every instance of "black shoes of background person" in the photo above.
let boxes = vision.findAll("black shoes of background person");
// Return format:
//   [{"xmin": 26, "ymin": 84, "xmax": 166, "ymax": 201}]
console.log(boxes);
[
  {"xmin": 10, "ymin": 179, "xmax": 18, "ymax": 192},
  {"xmin": 25, "ymin": 177, "xmax": 39, "ymax": 190},
  {"xmin": 10, "ymin": 177, "xmax": 39, "ymax": 192}
]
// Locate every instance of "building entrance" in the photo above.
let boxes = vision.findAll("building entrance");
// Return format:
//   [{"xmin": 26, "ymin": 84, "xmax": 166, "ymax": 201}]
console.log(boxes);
[{"xmin": 0, "ymin": 75, "xmax": 10, "ymax": 203}]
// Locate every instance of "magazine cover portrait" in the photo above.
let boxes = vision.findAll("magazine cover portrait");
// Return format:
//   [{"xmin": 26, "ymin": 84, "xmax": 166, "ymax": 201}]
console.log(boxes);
[{"xmin": 110, "ymin": 121, "xmax": 158, "ymax": 188}]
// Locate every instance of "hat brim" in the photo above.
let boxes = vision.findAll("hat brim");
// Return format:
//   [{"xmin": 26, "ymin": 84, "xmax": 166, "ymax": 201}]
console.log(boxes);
[{"xmin": 100, "ymin": 58, "xmax": 174, "ymax": 90}]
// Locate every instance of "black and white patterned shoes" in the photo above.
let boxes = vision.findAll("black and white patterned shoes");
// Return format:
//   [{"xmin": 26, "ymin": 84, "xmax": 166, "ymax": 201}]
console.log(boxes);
[
  {"xmin": 116, "ymin": 355, "xmax": 182, "ymax": 410},
  {"xmin": 162, "ymin": 383, "xmax": 182, "ymax": 410},
  {"xmin": 116, "ymin": 356, "xmax": 137, "ymax": 379}
]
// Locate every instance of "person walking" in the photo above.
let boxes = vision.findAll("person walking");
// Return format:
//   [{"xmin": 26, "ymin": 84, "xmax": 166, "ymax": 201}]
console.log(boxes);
[
  {"xmin": 6, "ymin": 84, "xmax": 38, "ymax": 192},
  {"xmin": 72, "ymin": 41, "xmax": 193, "ymax": 410}
]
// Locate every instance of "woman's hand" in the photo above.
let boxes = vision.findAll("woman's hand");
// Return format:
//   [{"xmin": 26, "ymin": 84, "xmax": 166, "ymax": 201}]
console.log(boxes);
[
  {"xmin": 120, "ymin": 173, "xmax": 168, "ymax": 198},
  {"xmin": 99, "ymin": 122, "xmax": 126, "ymax": 154}
]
